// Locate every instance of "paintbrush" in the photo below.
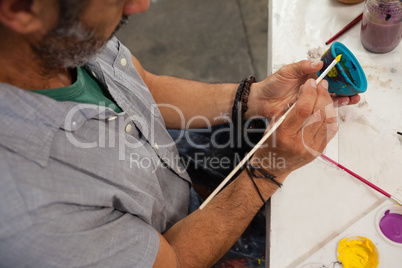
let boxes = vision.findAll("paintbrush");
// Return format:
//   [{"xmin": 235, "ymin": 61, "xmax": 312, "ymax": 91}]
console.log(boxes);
[
  {"xmin": 325, "ymin": 13, "xmax": 363, "ymax": 45},
  {"xmin": 199, "ymin": 55, "xmax": 342, "ymax": 210},
  {"xmin": 321, "ymin": 154, "xmax": 402, "ymax": 206}
]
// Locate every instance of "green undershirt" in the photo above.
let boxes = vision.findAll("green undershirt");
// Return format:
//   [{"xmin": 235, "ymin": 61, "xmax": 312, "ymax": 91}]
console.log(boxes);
[{"xmin": 32, "ymin": 67, "xmax": 122, "ymax": 113}]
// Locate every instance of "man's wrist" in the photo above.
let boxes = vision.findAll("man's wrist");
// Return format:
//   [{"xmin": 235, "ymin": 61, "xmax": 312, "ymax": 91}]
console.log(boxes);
[
  {"xmin": 250, "ymin": 156, "xmax": 290, "ymax": 182},
  {"xmin": 237, "ymin": 168, "xmax": 287, "ymax": 208},
  {"xmin": 244, "ymin": 163, "xmax": 286, "ymax": 204},
  {"xmin": 244, "ymin": 82, "xmax": 265, "ymax": 120}
]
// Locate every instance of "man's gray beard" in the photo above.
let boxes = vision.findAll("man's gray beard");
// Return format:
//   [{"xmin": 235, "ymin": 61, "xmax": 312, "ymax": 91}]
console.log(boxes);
[{"xmin": 30, "ymin": 16, "xmax": 129, "ymax": 72}]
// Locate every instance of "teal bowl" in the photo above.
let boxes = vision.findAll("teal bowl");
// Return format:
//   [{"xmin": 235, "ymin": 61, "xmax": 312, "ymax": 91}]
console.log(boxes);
[{"xmin": 318, "ymin": 42, "xmax": 367, "ymax": 96}]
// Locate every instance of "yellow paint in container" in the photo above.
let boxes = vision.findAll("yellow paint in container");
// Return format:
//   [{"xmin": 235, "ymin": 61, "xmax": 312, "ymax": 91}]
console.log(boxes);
[{"xmin": 337, "ymin": 236, "xmax": 379, "ymax": 268}]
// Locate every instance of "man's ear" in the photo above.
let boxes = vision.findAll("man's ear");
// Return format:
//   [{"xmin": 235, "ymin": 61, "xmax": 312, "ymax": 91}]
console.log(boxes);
[
  {"xmin": 123, "ymin": 1, "xmax": 150, "ymax": 15},
  {"xmin": 0, "ymin": 0, "xmax": 44, "ymax": 34}
]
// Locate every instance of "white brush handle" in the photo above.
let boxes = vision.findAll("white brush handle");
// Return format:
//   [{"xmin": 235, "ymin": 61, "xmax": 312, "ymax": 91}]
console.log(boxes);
[{"xmin": 199, "ymin": 104, "xmax": 295, "ymax": 210}]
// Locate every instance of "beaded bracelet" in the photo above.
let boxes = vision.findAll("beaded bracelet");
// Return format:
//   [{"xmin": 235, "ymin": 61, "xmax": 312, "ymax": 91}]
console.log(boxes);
[{"xmin": 245, "ymin": 163, "xmax": 283, "ymax": 205}]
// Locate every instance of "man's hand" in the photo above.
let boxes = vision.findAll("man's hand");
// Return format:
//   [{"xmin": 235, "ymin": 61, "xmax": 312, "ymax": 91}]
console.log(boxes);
[
  {"xmin": 245, "ymin": 60, "xmax": 360, "ymax": 120},
  {"xmin": 252, "ymin": 78, "xmax": 337, "ymax": 178}
]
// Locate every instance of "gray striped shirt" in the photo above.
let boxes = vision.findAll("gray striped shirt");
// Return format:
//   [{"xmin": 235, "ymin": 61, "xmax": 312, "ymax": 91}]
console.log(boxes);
[{"xmin": 0, "ymin": 37, "xmax": 191, "ymax": 267}]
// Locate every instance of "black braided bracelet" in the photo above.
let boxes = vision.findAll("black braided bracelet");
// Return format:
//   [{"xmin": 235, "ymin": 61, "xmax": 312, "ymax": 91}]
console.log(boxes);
[
  {"xmin": 232, "ymin": 78, "xmax": 247, "ymax": 145},
  {"xmin": 240, "ymin": 76, "xmax": 256, "ymax": 120},
  {"xmin": 232, "ymin": 76, "xmax": 256, "ymax": 145},
  {"xmin": 245, "ymin": 164, "xmax": 283, "ymax": 205}
]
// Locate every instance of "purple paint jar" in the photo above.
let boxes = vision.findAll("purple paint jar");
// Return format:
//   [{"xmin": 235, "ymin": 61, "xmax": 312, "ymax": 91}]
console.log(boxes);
[{"xmin": 360, "ymin": 0, "xmax": 402, "ymax": 53}]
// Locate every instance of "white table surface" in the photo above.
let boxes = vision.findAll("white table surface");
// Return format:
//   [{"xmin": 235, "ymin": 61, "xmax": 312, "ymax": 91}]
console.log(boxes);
[{"xmin": 267, "ymin": 1, "xmax": 402, "ymax": 267}]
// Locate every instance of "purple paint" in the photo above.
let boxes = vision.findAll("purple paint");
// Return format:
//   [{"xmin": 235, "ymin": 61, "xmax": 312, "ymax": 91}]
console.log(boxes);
[
  {"xmin": 361, "ymin": 16, "xmax": 402, "ymax": 53},
  {"xmin": 360, "ymin": 0, "xmax": 402, "ymax": 53},
  {"xmin": 379, "ymin": 209, "xmax": 402, "ymax": 243}
]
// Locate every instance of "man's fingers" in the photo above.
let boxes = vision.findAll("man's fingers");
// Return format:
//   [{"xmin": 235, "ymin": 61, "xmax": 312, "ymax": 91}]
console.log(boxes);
[
  {"xmin": 349, "ymin": 94, "xmax": 361, "ymax": 105},
  {"xmin": 304, "ymin": 80, "xmax": 336, "ymax": 146},
  {"xmin": 286, "ymin": 60, "xmax": 324, "ymax": 78},
  {"xmin": 281, "ymin": 78, "xmax": 317, "ymax": 133},
  {"xmin": 332, "ymin": 94, "xmax": 361, "ymax": 107},
  {"xmin": 307, "ymin": 80, "xmax": 332, "ymax": 134},
  {"xmin": 280, "ymin": 78, "xmax": 337, "ymax": 156}
]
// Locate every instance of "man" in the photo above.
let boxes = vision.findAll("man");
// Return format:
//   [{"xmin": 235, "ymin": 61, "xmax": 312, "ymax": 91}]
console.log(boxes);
[{"xmin": 0, "ymin": 0, "xmax": 360, "ymax": 267}]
